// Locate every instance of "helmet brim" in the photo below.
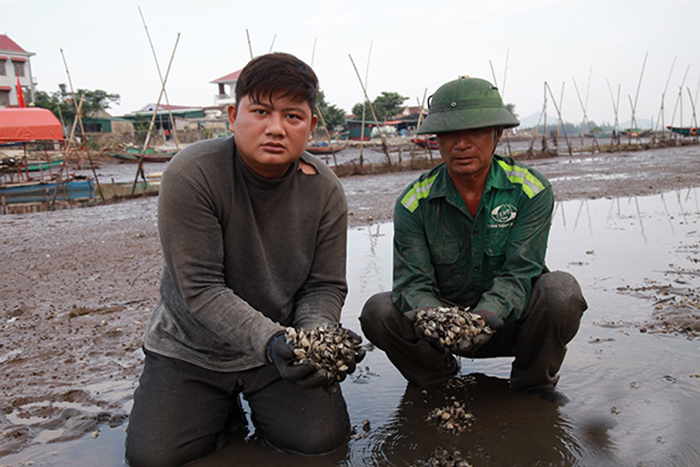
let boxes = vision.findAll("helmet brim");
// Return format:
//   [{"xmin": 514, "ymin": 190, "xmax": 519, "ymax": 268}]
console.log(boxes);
[{"xmin": 417, "ymin": 107, "xmax": 520, "ymax": 135}]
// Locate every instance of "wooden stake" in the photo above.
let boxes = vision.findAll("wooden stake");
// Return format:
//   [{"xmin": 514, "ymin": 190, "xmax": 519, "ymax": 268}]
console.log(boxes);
[
  {"xmin": 139, "ymin": 7, "xmax": 180, "ymax": 151},
  {"xmin": 348, "ymin": 53, "xmax": 391, "ymax": 164},
  {"xmin": 572, "ymin": 76, "xmax": 601, "ymax": 152},
  {"xmin": 545, "ymin": 82, "xmax": 572, "ymax": 156},
  {"xmin": 132, "ymin": 33, "xmax": 180, "ymax": 196},
  {"xmin": 59, "ymin": 49, "xmax": 104, "ymax": 203},
  {"xmin": 359, "ymin": 41, "xmax": 373, "ymax": 163},
  {"xmin": 246, "ymin": 29, "xmax": 253, "ymax": 60}
]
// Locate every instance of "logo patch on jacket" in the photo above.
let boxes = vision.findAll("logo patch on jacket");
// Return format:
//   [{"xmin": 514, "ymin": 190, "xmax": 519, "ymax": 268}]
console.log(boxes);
[{"xmin": 491, "ymin": 204, "xmax": 517, "ymax": 225}]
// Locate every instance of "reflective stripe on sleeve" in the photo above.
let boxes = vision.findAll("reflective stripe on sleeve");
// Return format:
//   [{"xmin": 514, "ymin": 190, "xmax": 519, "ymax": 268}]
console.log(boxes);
[
  {"xmin": 400, "ymin": 172, "xmax": 440, "ymax": 212},
  {"xmin": 497, "ymin": 160, "xmax": 545, "ymax": 198}
]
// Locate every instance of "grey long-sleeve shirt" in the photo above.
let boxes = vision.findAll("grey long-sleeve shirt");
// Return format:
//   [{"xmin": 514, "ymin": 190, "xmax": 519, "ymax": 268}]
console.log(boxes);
[{"xmin": 143, "ymin": 137, "xmax": 348, "ymax": 372}]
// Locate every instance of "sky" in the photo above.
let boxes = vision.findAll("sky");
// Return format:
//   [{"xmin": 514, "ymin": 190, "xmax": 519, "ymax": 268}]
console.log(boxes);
[{"xmin": 4, "ymin": 0, "xmax": 700, "ymax": 129}]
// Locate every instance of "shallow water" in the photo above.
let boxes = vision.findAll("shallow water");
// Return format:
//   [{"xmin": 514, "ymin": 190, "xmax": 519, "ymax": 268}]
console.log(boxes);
[{"xmin": 3, "ymin": 188, "xmax": 699, "ymax": 466}]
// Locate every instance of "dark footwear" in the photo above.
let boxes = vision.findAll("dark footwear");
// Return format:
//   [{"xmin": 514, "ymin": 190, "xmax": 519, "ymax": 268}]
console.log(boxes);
[{"xmin": 528, "ymin": 388, "xmax": 570, "ymax": 405}]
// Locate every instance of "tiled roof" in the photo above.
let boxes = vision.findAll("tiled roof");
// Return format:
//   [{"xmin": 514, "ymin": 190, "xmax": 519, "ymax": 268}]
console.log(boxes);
[
  {"xmin": 211, "ymin": 69, "xmax": 242, "ymax": 84},
  {"xmin": 0, "ymin": 34, "xmax": 27, "ymax": 53}
]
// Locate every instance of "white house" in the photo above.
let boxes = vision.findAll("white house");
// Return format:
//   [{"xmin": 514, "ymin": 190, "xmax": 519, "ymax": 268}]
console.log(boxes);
[{"xmin": 0, "ymin": 34, "xmax": 35, "ymax": 107}]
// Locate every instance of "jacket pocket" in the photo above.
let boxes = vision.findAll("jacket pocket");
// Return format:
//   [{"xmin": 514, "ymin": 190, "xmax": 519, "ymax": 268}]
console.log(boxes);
[
  {"xmin": 429, "ymin": 239, "xmax": 460, "ymax": 264},
  {"xmin": 430, "ymin": 240, "xmax": 465, "ymax": 295},
  {"xmin": 485, "ymin": 227, "xmax": 508, "ymax": 273}
]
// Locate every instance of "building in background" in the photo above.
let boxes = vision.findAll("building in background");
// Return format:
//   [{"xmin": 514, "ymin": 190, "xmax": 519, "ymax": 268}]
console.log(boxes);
[
  {"xmin": 0, "ymin": 35, "xmax": 35, "ymax": 107},
  {"xmin": 210, "ymin": 69, "xmax": 241, "ymax": 108}
]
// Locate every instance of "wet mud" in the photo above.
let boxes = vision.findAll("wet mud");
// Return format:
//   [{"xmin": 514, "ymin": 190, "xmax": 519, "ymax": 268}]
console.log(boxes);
[{"xmin": 1, "ymin": 144, "xmax": 699, "ymax": 465}]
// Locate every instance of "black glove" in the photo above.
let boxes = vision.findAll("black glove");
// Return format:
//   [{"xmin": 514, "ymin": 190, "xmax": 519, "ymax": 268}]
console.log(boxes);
[
  {"xmin": 337, "ymin": 329, "xmax": 366, "ymax": 381},
  {"xmin": 404, "ymin": 307, "xmax": 442, "ymax": 351},
  {"xmin": 267, "ymin": 333, "xmax": 329, "ymax": 389},
  {"xmin": 454, "ymin": 310, "xmax": 504, "ymax": 356},
  {"xmin": 476, "ymin": 310, "xmax": 505, "ymax": 330}
]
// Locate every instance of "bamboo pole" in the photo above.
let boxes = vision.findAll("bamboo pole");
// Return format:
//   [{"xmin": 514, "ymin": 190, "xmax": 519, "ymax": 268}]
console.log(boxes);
[
  {"xmin": 138, "ymin": 7, "xmax": 180, "ymax": 151},
  {"xmin": 132, "ymin": 33, "xmax": 180, "ymax": 196},
  {"xmin": 359, "ymin": 41, "xmax": 373, "ymax": 165},
  {"xmin": 628, "ymin": 52, "xmax": 648, "ymax": 145},
  {"xmin": 528, "ymin": 88, "xmax": 546, "ymax": 152},
  {"xmin": 314, "ymin": 104, "xmax": 338, "ymax": 166},
  {"xmin": 348, "ymin": 53, "xmax": 391, "ymax": 165},
  {"xmin": 410, "ymin": 89, "xmax": 428, "ymax": 163},
  {"xmin": 50, "ymin": 95, "xmax": 84, "ymax": 206},
  {"xmin": 654, "ymin": 56, "xmax": 676, "ymax": 143},
  {"xmin": 542, "ymin": 82, "xmax": 548, "ymax": 152},
  {"xmin": 668, "ymin": 65, "xmax": 690, "ymax": 135},
  {"xmin": 489, "ymin": 55, "xmax": 513, "ymax": 156},
  {"xmin": 572, "ymin": 77, "xmax": 601, "ymax": 153},
  {"xmin": 246, "ymin": 29, "xmax": 253, "ymax": 60},
  {"xmin": 686, "ymin": 87, "xmax": 698, "ymax": 143},
  {"xmin": 544, "ymin": 82, "xmax": 572, "ymax": 156},
  {"xmin": 59, "ymin": 49, "xmax": 104, "ymax": 203},
  {"xmin": 605, "ymin": 79, "xmax": 621, "ymax": 150}
]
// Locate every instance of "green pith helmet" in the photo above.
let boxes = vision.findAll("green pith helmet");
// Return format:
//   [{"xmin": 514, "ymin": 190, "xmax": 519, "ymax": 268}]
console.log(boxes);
[{"xmin": 417, "ymin": 76, "xmax": 519, "ymax": 134}]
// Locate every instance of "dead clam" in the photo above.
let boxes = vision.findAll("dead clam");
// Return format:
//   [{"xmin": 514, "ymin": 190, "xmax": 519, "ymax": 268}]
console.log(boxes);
[
  {"xmin": 410, "ymin": 446, "xmax": 472, "ymax": 467},
  {"xmin": 414, "ymin": 306, "xmax": 493, "ymax": 352},
  {"xmin": 284, "ymin": 324, "xmax": 362, "ymax": 382},
  {"xmin": 426, "ymin": 401, "xmax": 476, "ymax": 434}
]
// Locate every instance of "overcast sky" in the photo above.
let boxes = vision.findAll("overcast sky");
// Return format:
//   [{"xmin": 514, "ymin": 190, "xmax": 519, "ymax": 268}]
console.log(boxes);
[{"xmin": 4, "ymin": 0, "xmax": 700, "ymax": 128}]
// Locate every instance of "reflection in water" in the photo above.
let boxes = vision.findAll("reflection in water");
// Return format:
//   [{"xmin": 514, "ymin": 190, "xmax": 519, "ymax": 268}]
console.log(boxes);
[{"xmin": 366, "ymin": 374, "xmax": 589, "ymax": 466}]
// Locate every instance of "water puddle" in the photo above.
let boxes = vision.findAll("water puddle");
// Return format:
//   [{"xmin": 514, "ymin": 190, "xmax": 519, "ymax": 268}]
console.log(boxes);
[{"xmin": 3, "ymin": 188, "xmax": 699, "ymax": 466}]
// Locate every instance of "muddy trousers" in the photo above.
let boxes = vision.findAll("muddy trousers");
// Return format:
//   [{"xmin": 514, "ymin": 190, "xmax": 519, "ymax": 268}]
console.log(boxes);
[
  {"xmin": 359, "ymin": 271, "xmax": 587, "ymax": 391},
  {"xmin": 124, "ymin": 348, "xmax": 350, "ymax": 467}
]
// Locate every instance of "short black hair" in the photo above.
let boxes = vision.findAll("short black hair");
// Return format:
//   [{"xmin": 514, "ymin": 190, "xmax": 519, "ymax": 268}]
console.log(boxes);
[{"xmin": 235, "ymin": 52, "xmax": 319, "ymax": 110}]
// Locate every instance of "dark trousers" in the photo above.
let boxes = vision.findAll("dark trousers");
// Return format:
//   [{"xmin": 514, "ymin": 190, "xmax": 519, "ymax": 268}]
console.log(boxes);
[
  {"xmin": 125, "ymin": 349, "xmax": 350, "ymax": 467},
  {"xmin": 359, "ymin": 271, "xmax": 587, "ymax": 391}
]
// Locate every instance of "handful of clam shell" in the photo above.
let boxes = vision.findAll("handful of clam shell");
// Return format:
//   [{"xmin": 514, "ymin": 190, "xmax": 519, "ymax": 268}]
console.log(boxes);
[
  {"xmin": 284, "ymin": 324, "xmax": 362, "ymax": 382},
  {"xmin": 426, "ymin": 401, "xmax": 476, "ymax": 434},
  {"xmin": 414, "ymin": 306, "xmax": 493, "ymax": 352}
]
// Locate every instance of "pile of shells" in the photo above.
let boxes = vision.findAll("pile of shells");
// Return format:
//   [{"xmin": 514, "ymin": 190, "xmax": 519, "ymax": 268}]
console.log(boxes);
[
  {"xmin": 285, "ymin": 324, "xmax": 361, "ymax": 382},
  {"xmin": 414, "ymin": 306, "xmax": 493, "ymax": 352},
  {"xmin": 426, "ymin": 401, "xmax": 475, "ymax": 434},
  {"xmin": 410, "ymin": 447, "xmax": 472, "ymax": 467}
]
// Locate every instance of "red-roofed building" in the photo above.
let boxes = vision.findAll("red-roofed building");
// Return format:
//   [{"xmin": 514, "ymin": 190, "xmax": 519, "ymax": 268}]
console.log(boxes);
[
  {"xmin": 0, "ymin": 34, "xmax": 35, "ymax": 107},
  {"xmin": 210, "ymin": 69, "xmax": 242, "ymax": 107}
]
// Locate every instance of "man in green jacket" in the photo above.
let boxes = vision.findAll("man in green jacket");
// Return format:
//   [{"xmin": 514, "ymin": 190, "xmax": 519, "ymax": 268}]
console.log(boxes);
[{"xmin": 360, "ymin": 76, "xmax": 587, "ymax": 403}]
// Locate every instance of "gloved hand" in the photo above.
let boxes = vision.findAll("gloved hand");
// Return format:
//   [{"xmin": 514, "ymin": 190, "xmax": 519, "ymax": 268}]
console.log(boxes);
[
  {"xmin": 268, "ymin": 333, "xmax": 329, "ymax": 389},
  {"xmin": 453, "ymin": 310, "xmax": 504, "ymax": 356},
  {"xmin": 404, "ymin": 307, "xmax": 442, "ymax": 351},
  {"xmin": 345, "ymin": 329, "xmax": 367, "ymax": 372}
]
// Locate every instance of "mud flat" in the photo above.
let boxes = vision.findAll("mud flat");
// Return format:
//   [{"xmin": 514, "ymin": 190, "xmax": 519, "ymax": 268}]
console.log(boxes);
[{"xmin": 1, "ymin": 144, "xmax": 699, "ymax": 466}]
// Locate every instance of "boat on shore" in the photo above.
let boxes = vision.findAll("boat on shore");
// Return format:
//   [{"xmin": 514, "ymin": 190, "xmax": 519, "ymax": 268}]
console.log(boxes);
[
  {"xmin": 306, "ymin": 141, "xmax": 348, "ymax": 155},
  {"xmin": 1, "ymin": 155, "xmax": 64, "ymax": 174},
  {"xmin": 411, "ymin": 136, "xmax": 438, "ymax": 150},
  {"xmin": 0, "ymin": 177, "xmax": 95, "ymax": 214},
  {"xmin": 111, "ymin": 147, "xmax": 176, "ymax": 163},
  {"xmin": 621, "ymin": 128, "xmax": 652, "ymax": 138},
  {"xmin": 667, "ymin": 126, "xmax": 699, "ymax": 137}
]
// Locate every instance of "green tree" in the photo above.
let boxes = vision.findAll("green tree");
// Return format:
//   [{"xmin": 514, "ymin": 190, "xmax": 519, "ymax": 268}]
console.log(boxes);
[
  {"xmin": 352, "ymin": 102, "xmax": 367, "ymax": 120},
  {"xmin": 351, "ymin": 91, "xmax": 408, "ymax": 121},
  {"xmin": 34, "ymin": 83, "xmax": 120, "ymax": 125},
  {"xmin": 373, "ymin": 91, "xmax": 408, "ymax": 121},
  {"xmin": 314, "ymin": 90, "xmax": 345, "ymax": 131},
  {"xmin": 505, "ymin": 103, "xmax": 518, "ymax": 118}
]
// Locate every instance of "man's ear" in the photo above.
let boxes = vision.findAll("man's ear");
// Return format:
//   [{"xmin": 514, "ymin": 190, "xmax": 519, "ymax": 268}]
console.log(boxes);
[
  {"xmin": 495, "ymin": 126, "xmax": 504, "ymax": 143},
  {"xmin": 308, "ymin": 114, "xmax": 318, "ymax": 141},
  {"xmin": 227, "ymin": 104, "xmax": 237, "ymax": 132}
]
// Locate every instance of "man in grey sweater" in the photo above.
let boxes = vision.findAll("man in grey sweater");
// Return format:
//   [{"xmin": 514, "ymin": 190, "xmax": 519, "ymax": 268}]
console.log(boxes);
[{"xmin": 125, "ymin": 53, "xmax": 358, "ymax": 466}]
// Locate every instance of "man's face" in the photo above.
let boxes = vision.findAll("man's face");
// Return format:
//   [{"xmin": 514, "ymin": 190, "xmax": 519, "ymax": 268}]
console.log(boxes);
[
  {"xmin": 228, "ymin": 91, "xmax": 317, "ymax": 179},
  {"xmin": 436, "ymin": 126, "xmax": 502, "ymax": 179}
]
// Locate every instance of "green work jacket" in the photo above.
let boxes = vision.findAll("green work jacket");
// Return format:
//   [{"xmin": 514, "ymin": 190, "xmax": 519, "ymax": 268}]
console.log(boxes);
[{"xmin": 391, "ymin": 154, "xmax": 553, "ymax": 324}]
